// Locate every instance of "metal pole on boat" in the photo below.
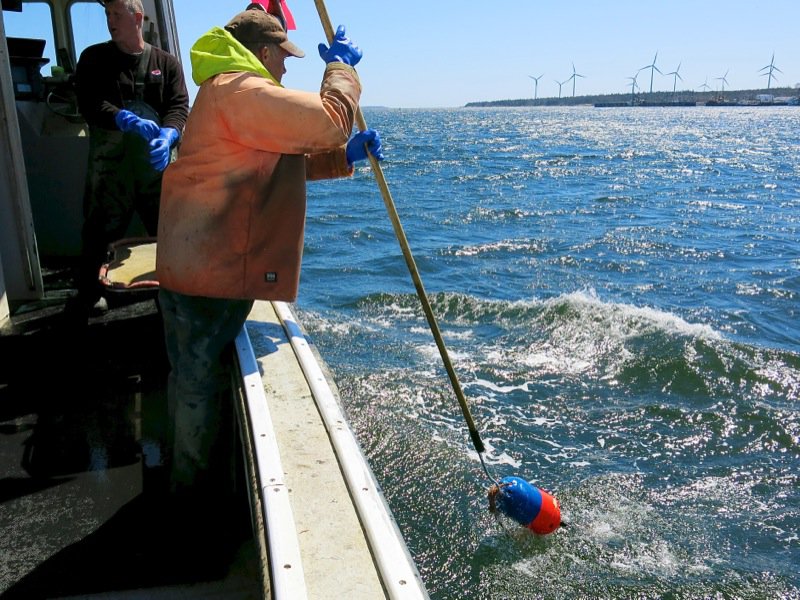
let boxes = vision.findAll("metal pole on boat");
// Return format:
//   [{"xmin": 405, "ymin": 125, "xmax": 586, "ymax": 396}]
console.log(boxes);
[{"xmin": 312, "ymin": 0, "xmax": 496, "ymax": 484}]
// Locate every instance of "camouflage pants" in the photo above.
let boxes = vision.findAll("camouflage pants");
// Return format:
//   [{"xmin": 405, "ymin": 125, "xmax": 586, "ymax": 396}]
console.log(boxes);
[
  {"xmin": 77, "ymin": 126, "xmax": 171, "ymax": 302},
  {"xmin": 158, "ymin": 288, "xmax": 254, "ymax": 494}
]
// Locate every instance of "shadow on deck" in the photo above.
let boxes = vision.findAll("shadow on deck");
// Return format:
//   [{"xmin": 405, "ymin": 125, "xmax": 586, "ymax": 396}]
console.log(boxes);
[{"xmin": 1, "ymin": 277, "xmax": 261, "ymax": 599}]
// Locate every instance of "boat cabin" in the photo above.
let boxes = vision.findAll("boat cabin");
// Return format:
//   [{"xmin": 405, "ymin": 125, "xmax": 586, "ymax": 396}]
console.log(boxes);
[{"xmin": 1, "ymin": 0, "xmax": 180, "ymax": 321}]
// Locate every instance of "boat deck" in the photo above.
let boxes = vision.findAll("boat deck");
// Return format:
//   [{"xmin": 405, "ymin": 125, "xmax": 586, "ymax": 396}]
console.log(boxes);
[
  {"xmin": 0, "ymin": 289, "xmax": 260, "ymax": 598},
  {"xmin": 1, "ymin": 267, "xmax": 422, "ymax": 598}
]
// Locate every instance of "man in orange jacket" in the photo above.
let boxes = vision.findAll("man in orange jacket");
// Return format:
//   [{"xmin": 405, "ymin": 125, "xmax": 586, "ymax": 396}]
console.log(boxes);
[{"xmin": 156, "ymin": 5, "xmax": 383, "ymax": 498}]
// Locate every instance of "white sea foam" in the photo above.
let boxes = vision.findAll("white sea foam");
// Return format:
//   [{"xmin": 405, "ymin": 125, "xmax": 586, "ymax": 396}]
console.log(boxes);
[
  {"xmin": 468, "ymin": 377, "xmax": 530, "ymax": 394},
  {"xmin": 467, "ymin": 439, "xmax": 521, "ymax": 468},
  {"xmin": 454, "ymin": 239, "xmax": 544, "ymax": 257},
  {"xmin": 551, "ymin": 289, "xmax": 722, "ymax": 341}
]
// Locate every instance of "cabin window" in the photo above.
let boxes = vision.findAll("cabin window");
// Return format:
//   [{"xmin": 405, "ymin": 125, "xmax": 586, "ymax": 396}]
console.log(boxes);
[
  {"xmin": 2, "ymin": 1, "xmax": 108, "ymax": 75},
  {"xmin": 69, "ymin": 1, "xmax": 107, "ymax": 60},
  {"xmin": 3, "ymin": 2, "xmax": 57, "ymax": 72}
]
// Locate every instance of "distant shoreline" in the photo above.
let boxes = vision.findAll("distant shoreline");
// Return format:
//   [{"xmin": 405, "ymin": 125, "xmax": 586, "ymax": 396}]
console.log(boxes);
[{"xmin": 465, "ymin": 87, "xmax": 799, "ymax": 108}]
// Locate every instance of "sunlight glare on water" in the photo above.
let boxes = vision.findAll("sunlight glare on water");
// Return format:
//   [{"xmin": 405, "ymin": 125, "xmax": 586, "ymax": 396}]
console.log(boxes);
[{"xmin": 300, "ymin": 106, "xmax": 800, "ymax": 598}]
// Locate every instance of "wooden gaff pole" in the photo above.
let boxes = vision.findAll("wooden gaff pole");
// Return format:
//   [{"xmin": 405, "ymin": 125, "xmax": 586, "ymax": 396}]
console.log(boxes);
[{"xmin": 313, "ymin": 0, "xmax": 494, "ymax": 471}]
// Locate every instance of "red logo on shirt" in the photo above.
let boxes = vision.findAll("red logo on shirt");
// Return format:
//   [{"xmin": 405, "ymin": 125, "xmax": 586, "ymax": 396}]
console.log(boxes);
[{"xmin": 151, "ymin": 69, "xmax": 162, "ymax": 76}]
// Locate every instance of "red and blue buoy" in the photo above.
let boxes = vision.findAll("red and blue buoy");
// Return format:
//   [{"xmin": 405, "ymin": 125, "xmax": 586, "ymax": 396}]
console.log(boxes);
[{"xmin": 488, "ymin": 476, "xmax": 562, "ymax": 535}]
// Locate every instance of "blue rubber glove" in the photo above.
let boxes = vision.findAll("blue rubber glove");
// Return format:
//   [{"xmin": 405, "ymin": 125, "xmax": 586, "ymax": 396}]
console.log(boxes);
[
  {"xmin": 148, "ymin": 127, "xmax": 179, "ymax": 171},
  {"xmin": 346, "ymin": 129, "xmax": 384, "ymax": 166},
  {"xmin": 115, "ymin": 109, "xmax": 160, "ymax": 141},
  {"xmin": 317, "ymin": 25, "xmax": 362, "ymax": 67}
]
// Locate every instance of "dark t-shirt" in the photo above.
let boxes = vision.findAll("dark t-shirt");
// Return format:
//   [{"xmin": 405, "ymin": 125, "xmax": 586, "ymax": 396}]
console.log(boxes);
[{"xmin": 76, "ymin": 41, "xmax": 189, "ymax": 132}]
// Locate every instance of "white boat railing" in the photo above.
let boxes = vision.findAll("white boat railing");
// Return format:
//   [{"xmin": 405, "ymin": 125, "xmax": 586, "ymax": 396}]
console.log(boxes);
[
  {"xmin": 271, "ymin": 301, "xmax": 429, "ymax": 600},
  {"xmin": 235, "ymin": 324, "xmax": 309, "ymax": 600}
]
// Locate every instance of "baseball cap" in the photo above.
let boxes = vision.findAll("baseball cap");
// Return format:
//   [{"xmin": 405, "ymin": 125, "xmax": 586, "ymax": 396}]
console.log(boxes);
[{"xmin": 225, "ymin": 8, "xmax": 305, "ymax": 58}]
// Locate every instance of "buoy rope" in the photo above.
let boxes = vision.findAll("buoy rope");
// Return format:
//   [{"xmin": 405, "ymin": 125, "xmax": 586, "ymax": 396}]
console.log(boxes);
[{"xmin": 479, "ymin": 451, "xmax": 499, "ymax": 487}]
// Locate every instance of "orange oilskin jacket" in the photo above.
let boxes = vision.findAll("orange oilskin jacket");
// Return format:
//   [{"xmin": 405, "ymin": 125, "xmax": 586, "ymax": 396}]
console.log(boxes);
[{"xmin": 156, "ymin": 26, "xmax": 361, "ymax": 301}]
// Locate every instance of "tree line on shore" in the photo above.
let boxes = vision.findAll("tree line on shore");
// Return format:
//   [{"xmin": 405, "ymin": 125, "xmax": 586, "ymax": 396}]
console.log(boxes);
[{"xmin": 466, "ymin": 86, "xmax": 799, "ymax": 108}]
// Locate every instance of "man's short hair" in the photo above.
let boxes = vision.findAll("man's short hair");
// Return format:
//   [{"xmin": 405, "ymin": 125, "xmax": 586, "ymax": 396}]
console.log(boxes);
[{"xmin": 105, "ymin": 0, "xmax": 144, "ymax": 15}]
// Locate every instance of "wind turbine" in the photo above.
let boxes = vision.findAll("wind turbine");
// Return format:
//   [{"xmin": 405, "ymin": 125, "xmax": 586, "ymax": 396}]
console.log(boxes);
[
  {"xmin": 555, "ymin": 79, "xmax": 564, "ymax": 99},
  {"xmin": 528, "ymin": 73, "xmax": 543, "ymax": 99},
  {"xmin": 564, "ymin": 63, "xmax": 585, "ymax": 97},
  {"xmin": 626, "ymin": 73, "xmax": 639, "ymax": 103},
  {"xmin": 665, "ymin": 62, "xmax": 683, "ymax": 93},
  {"xmin": 759, "ymin": 53, "xmax": 782, "ymax": 89},
  {"xmin": 638, "ymin": 51, "xmax": 662, "ymax": 93},
  {"xmin": 699, "ymin": 77, "xmax": 711, "ymax": 92},
  {"xmin": 715, "ymin": 70, "xmax": 729, "ymax": 94}
]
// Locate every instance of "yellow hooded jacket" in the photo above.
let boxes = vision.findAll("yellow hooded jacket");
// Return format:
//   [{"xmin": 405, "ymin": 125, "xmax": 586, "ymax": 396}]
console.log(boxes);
[{"xmin": 156, "ymin": 26, "xmax": 361, "ymax": 301}]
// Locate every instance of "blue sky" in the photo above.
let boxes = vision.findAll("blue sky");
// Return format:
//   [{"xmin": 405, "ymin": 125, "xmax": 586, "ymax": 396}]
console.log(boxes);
[
  {"xmin": 3, "ymin": 1, "xmax": 796, "ymax": 108},
  {"xmin": 172, "ymin": 1, "xmax": 799, "ymax": 108}
]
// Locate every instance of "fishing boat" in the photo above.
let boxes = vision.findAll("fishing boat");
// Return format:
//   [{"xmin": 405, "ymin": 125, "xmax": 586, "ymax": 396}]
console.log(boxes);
[{"xmin": 0, "ymin": 1, "xmax": 428, "ymax": 598}]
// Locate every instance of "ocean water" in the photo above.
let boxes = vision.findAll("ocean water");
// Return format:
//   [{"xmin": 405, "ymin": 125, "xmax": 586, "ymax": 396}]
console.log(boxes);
[{"xmin": 297, "ymin": 107, "xmax": 800, "ymax": 599}]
